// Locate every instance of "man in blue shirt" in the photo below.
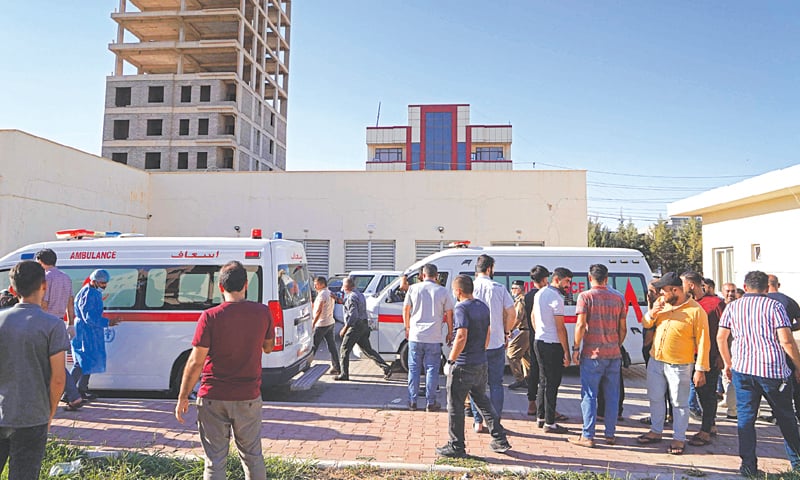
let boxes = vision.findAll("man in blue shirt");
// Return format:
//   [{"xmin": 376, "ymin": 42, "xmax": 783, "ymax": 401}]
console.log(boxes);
[
  {"xmin": 336, "ymin": 277, "xmax": 392, "ymax": 381},
  {"xmin": 436, "ymin": 275, "xmax": 511, "ymax": 458}
]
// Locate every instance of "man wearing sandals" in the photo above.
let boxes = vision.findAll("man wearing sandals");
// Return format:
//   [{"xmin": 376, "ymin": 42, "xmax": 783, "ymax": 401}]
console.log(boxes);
[
  {"xmin": 718, "ymin": 271, "xmax": 800, "ymax": 477},
  {"xmin": 568, "ymin": 264, "xmax": 627, "ymax": 448},
  {"xmin": 637, "ymin": 272, "xmax": 710, "ymax": 455}
]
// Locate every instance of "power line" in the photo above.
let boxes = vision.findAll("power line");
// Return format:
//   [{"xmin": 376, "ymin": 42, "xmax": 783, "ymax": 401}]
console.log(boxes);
[
  {"xmin": 532, "ymin": 161, "xmax": 752, "ymax": 180},
  {"xmin": 587, "ymin": 181, "xmax": 707, "ymax": 192}
]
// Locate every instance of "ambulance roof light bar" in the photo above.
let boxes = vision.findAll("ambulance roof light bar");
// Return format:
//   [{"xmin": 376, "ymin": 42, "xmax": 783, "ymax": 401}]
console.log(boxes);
[
  {"xmin": 56, "ymin": 229, "xmax": 122, "ymax": 240},
  {"xmin": 251, "ymin": 229, "xmax": 262, "ymax": 239},
  {"xmin": 447, "ymin": 241, "xmax": 471, "ymax": 248}
]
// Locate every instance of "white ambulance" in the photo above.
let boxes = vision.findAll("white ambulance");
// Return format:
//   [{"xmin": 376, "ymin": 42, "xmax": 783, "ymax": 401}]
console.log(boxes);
[
  {"xmin": 365, "ymin": 245, "xmax": 652, "ymax": 370},
  {"xmin": 0, "ymin": 230, "xmax": 314, "ymax": 395}
]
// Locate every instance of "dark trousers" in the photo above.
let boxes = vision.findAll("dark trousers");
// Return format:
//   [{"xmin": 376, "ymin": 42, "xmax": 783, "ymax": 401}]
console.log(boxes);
[
  {"xmin": 312, "ymin": 324, "xmax": 341, "ymax": 372},
  {"xmin": 446, "ymin": 363, "xmax": 507, "ymax": 450},
  {"xmin": 339, "ymin": 320, "xmax": 388, "ymax": 377},
  {"xmin": 535, "ymin": 340, "xmax": 565, "ymax": 425},
  {"xmin": 696, "ymin": 367, "xmax": 721, "ymax": 433},
  {"xmin": 70, "ymin": 364, "xmax": 90, "ymax": 395},
  {"xmin": 597, "ymin": 371, "xmax": 625, "ymax": 417},
  {"xmin": 732, "ymin": 371, "xmax": 800, "ymax": 474},
  {"xmin": 526, "ymin": 332, "xmax": 540, "ymax": 402},
  {"xmin": 0, "ymin": 424, "xmax": 48, "ymax": 480}
]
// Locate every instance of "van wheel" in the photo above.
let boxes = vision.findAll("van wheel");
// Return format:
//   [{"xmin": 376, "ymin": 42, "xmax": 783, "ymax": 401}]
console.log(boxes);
[
  {"xmin": 399, "ymin": 342, "xmax": 410, "ymax": 373},
  {"xmin": 169, "ymin": 350, "xmax": 192, "ymax": 398}
]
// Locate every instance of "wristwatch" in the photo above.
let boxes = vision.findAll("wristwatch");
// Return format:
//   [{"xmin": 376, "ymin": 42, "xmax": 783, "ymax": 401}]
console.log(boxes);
[
  {"xmin": 446, "ymin": 359, "xmax": 455, "ymax": 365},
  {"xmin": 572, "ymin": 346, "xmax": 580, "ymax": 352}
]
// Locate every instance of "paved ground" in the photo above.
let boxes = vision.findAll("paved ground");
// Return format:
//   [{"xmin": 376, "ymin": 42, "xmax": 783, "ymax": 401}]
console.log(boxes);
[{"xmin": 51, "ymin": 355, "xmax": 798, "ymax": 479}]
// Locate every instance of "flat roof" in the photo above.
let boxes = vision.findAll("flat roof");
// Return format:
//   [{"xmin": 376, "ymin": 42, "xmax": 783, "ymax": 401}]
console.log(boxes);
[{"xmin": 668, "ymin": 163, "xmax": 800, "ymax": 216}]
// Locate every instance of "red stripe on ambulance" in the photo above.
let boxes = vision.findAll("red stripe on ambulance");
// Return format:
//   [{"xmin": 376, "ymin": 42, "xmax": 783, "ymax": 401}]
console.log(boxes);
[
  {"xmin": 378, "ymin": 314, "xmax": 404, "ymax": 323},
  {"xmin": 114, "ymin": 312, "xmax": 200, "ymax": 322}
]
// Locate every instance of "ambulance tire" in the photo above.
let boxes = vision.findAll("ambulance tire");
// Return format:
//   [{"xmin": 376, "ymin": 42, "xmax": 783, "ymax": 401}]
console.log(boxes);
[
  {"xmin": 169, "ymin": 351, "xmax": 192, "ymax": 398},
  {"xmin": 399, "ymin": 342, "xmax": 409, "ymax": 373}
]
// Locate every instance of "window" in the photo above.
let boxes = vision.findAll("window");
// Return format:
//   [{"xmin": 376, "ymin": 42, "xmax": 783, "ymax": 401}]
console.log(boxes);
[
  {"xmin": 148, "ymin": 86, "xmax": 164, "ymax": 103},
  {"xmin": 475, "ymin": 147, "xmax": 504, "ymax": 161},
  {"xmin": 63, "ymin": 268, "xmax": 139, "ymax": 309},
  {"xmin": 113, "ymin": 120, "xmax": 129, "ymax": 140},
  {"xmin": 198, "ymin": 118, "xmax": 209, "ymax": 135},
  {"xmin": 115, "ymin": 87, "xmax": 131, "ymax": 107},
  {"xmin": 424, "ymin": 111, "xmax": 452, "ymax": 170},
  {"xmin": 277, "ymin": 264, "xmax": 312, "ymax": 309},
  {"xmin": 269, "ymin": 139, "xmax": 274, "ymax": 154},
  {"xmin": 751, "ymin": 244, "xmax": 761, "ymax": 262},
  {"xmin": 111, "ymin": 152, "xmax": 128, "ymax": 164},
  {"xmin": 177, "ymin": 152, "xmax": 188, "ymax": 169},
  {"xmin": 145, "ymin": 152, "xmax": 161, "ymax": 169},
  {"xmin": 714, "ymin": 247, "xmax": 734, "ymax": 284},
  {"xmin": 179, "ymin": 119, "xmax": 190, "ymax": 136},
  {"xmin": 200, "ymin": 85, "xmax": 211, "ymax": 102},
  {"xmin": 196, "ymin": 152, "xmax": 208, "ymax": 169},
  {"xmin": 350, "ymin": 275, "xmax": 375, "ymax": 293},
  {"xmin": 180, "ymin": 86, "xmax": 191, "ymax": 103},
  {"xmin": 373, "ymin": 148, "xmax": 403, "ymax": 162},
  {"xmin": 270, "ymin": 112, "xmax": 275, "ymax": 126},
  {"xmin": 146, "ymin": 119, "xmax": 163, "ymax": 136}
]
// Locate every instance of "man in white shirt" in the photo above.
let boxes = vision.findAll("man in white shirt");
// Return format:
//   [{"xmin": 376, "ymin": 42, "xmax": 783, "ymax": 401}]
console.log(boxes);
[
  {"xmin": 312, "ymin": 276, "xmax": 341, "ymax": 375},
  {"xmin": 533, "ymin": 267, "xmax": 573, "ymax": 434},
  {"xmin": 403, "ymin": 264, "xmax": 454, "ymax": 411},
  {"xmin": 470, "ymin": 254, "xmax": 515, "ymax": 432}
]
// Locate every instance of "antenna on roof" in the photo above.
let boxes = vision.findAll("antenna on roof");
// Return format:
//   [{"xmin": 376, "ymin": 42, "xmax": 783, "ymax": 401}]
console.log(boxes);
[{"xmin": 375, "ymin": 101, "xmax": 381, "ymax": 127}]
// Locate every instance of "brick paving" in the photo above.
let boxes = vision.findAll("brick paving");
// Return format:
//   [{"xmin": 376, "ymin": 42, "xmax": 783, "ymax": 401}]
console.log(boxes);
[{"xmin": 50, "ymin": 362, "xmax": 799, "ymax": 478}]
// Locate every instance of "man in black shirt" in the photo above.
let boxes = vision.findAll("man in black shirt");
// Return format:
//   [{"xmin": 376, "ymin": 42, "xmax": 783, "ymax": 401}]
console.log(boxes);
[{"xmin": 524, "ymin": 265, "xmax": 550, "ymax": 416}]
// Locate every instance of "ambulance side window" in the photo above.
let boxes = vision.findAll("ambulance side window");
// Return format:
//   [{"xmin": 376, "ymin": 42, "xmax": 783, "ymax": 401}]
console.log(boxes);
[
  {"xmin": 212, "ymin": 269, "xmax": 261, "ymax": 303},
  {"xmin": 179, "ymin": 272, "xmax": 212, "ymax": 304},
  {"xmin": 0, "ymin": 269, "xmax": 9, "ymax": 291},
  {"xmin": 146, "ymin": 269, "xmax": 167, "ymax": 308},
  {"xmin": 62, "ymin": 267, "xmax": 138, "ymax": 309},
  {"xmin": 610, "ymin": 274, "xmax": 647, "ymax": 305}
]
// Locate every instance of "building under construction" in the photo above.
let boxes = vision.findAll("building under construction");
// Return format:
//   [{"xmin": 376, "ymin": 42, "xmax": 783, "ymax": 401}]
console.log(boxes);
[{"xmin": 102, "ymin": 0, "xmax": 291, "ymax": 172}]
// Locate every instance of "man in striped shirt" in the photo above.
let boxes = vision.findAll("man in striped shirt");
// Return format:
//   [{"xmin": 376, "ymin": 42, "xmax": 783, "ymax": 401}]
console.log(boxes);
[{"xmin": 718, "ymin": 270, "xmax": 800, "ymax": 477}]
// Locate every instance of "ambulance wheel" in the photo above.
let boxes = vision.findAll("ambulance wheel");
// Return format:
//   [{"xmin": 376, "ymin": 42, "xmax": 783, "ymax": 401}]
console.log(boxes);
[
  {"xmin": 399, "ymin": 342, "xmax": 410, "ymax": 373},
  {"xmin": 169, "ymin": 351, "xmax": 191, "ymax": 398}
]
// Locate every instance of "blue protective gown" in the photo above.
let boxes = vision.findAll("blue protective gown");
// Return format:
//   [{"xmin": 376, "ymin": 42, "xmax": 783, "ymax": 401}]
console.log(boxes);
[{"xmin": 71, "ymin": 284, "xmax": 109, "ymax": 375}]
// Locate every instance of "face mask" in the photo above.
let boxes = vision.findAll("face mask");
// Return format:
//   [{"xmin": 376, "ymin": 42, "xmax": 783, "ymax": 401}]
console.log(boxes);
[{"xmin": 96, "ymin": 287, "xmax": 105, "ymax": 293}]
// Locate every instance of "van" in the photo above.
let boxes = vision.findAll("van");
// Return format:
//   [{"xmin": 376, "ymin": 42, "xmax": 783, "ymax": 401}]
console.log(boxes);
[
  {"xmin": 0, "ymin": 230, "xmax": 315, "ymax": 395},
  {"xmin": 365, "ymin": 246, "xmax": 652, "ymax": 371},
  {"xmin": 329, "ymin": 270, "xmax": 401, "ymax": 323}
]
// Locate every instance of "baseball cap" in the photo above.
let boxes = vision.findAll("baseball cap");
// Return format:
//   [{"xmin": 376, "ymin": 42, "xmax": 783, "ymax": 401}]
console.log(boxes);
[
  {"xmin": 652, "ymin": 272, "xmax": 682, "ymax": 289},
  {"xmin": 511, "ymin": 280, "xmax": 525, "ymax": 288}
]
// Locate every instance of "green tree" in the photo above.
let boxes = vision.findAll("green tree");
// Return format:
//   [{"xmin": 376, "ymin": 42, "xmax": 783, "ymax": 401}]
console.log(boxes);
[
  {"xmin": 588, "ymin": 217, "xmax": 613, "ymax": 247},
  {"xmin": 647, "ymin": 218, "xmax": 678, "ymax": 275},
  {"xmin": 674, "ymin": 217, "xmax": 703, "ymax": 273}
]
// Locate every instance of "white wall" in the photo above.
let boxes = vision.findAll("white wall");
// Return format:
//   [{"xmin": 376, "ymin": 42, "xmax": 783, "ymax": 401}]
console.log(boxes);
[
  {"xmin": 0, "ymin": 130, "xmax": 150, "ymax": 255},
  {"xmin": 148, "ymin": 170, "xmax": 587, "ymax": 273}
]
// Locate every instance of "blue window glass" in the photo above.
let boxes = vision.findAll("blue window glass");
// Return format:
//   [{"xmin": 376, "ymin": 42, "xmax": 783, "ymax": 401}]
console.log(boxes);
[
  {"xmin": 424, "ymin": 112, "xmax": 452, "ymax": 170},
  {"xmin": 411, "ymin": 143, "xmax": 421, "ymax": 170},
  {"xmin": 457, "ymin": 142, "xmax": 467, "ymax": 170}
]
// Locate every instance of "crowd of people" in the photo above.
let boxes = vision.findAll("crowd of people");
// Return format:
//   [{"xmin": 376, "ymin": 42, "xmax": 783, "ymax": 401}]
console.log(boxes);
[{"xmin": 4, "ymin": 247, "xmax": 800, "ymax": 478}]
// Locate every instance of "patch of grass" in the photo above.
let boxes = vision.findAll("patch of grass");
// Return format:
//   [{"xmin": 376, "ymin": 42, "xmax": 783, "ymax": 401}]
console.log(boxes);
[{"xmin": 434, "ymin": 455, "xmax": 488, "ymax": 469}]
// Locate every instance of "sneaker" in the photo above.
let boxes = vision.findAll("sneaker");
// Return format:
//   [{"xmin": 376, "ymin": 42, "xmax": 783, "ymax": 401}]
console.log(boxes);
[
  {"xmin": 757, "ymin": 414, "xmax": 776, "ymax": 425},
  {"xmin": 490, "ymin": 439, "xmax": 512, "ymax": 453},
  {"xmin": 473, "ymin": 422, "xmax": 487, "ymax": 434},
  {"xmin": 426, "ymin": 402, "xmax": 441, "ymax": 412},
  {"xmin": 81, "ymin": 392, "xmax": 97, "ymax": 401},
  {"xmin": 537, "ymin": 419, "xmax": 545, "ymax": 428},
  {"xmin": 408, "ymin": 402, "xmax": 417, "ymax": 411},
  {"xmin": 436, "ymin": 443, "xmax": 467, "ymax": 458},
  {"xmin": 328, "ymin": 369, "xmax": 341, "ymax": 376},
  {"xmin": 333, "ymin": 375, "xmax": 349, "ymax": 381},
  {"xmin": 508, "ymin": 380, "xmax": 527, "ymax": 390},
  {"xmin": 726, "ymin": 414, "xmax": 738, "ymax": 420},
  {"xmin": 689, "ymin": 409, "xmax": 703, "ymax": 421},
  {"xmin": 383, "ymin": 366, "xmax": 393, "ymax": 380},
  {"xmin": 543, "ymin": 424, "xmax": 569, "ymax": 434}
]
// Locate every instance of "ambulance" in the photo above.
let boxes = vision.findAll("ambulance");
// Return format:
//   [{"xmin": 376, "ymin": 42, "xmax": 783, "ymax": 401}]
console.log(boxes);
[
  {"xmin": 365, "ymin": 245, "xmax": 652, "ymax": 371},
  {"xmin": 0, "ymin": 229, "xmax": 314, "ymax": 396}
]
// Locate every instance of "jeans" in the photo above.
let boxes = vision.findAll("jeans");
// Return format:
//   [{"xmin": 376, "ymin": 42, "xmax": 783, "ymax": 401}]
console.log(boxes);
[
  {"xmin": 312, "ymin": 324, "xmax": 341, "ymax": 372},
  {"xmin": 196, "ymin": 396, "xmax": 266, "ymax": 480},
  {"xmin": 696, "ymin": 367, "xmax": 721, "ymax": 433},
  {"xmin": 535, "ymin": 340, "xmax": 565, "ymax": 425},
  {"xmin": 732, "ymin": 371, "xmax": 800, "ymax": 474},
  {"xmin": 446, "ymin": 363, "xmax": 507, "ymax": 450},
  {"xmin": 63, "ymin": 367, "xmax": 82, "ymax": 403},
  {"xmin": 689, "ymin": 380, "xmax": 701, "ymax": 413},
  {"xmin": 646, "ymin": 358, "xmax": 692, "ymax": 441},
  {"xmin": 597, "ymin": 370, "xmax": 624, "ymax": 417},
  {"xmin": 408, "ymin": 341, "xmax": 441, "ymax": 406},
  {"xmin": 340, "ymin": 321, "xmax": 388, "ymax": 377},
  {"xmin": 471, "ymin": 346, "xmax": 505, "ymax": 424},
  {"xmin": 527, "ymin": 332, "xmax": 540, "ymax": 402},
  {"xmin": 0, "ymin": 424, "xmax": 48, "ymax": 480},
  {"xmin": 70, "ymin": 363, "xmax": 90, "ymax": 395},
  {"xmin": 580, "ymin": 358, "xmax": 621, "ymax": 439}
]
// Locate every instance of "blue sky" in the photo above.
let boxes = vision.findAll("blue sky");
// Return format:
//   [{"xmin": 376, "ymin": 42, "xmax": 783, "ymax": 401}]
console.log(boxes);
[{"xmin": 1, "ymin": 1, "xmax": 798, "ymax": 226}]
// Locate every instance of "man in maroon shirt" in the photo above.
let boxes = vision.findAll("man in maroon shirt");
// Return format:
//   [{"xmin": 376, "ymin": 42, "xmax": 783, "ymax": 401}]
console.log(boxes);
[
  {"xmin": 682, "ymin": 271, "xmax": 724, "ymax": 446},
  {"xmin": 175, "ymin": 261, "xmax": 274, "ymax": 480}
]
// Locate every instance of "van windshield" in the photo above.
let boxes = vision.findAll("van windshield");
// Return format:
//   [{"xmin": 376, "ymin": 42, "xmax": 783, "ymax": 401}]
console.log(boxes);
[{"xmin": 277, "ymin": 263, "xmax": 311, "ymax": 309}]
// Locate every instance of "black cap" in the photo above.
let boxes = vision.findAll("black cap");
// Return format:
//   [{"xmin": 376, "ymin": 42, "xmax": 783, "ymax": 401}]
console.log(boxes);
[
  {"xmin": 652, "ymin": 272, "xmax": 682, "ymax": 289},
  {"xmin": 511, "ymin": 280, "xmax": 525, "ymax": 288}
]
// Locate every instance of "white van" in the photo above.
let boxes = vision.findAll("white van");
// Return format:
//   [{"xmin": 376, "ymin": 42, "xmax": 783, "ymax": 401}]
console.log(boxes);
[
  {"xmin": 0, "ymin": 230, "xmax": 315, "ymax": 395},
  {"xmin": 366, "ymin": 246, "xmax": 652, "ymax": 370},
  {"xmin": 329, "ymin": 270, "xmax": 401, "ymax": 323}
]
